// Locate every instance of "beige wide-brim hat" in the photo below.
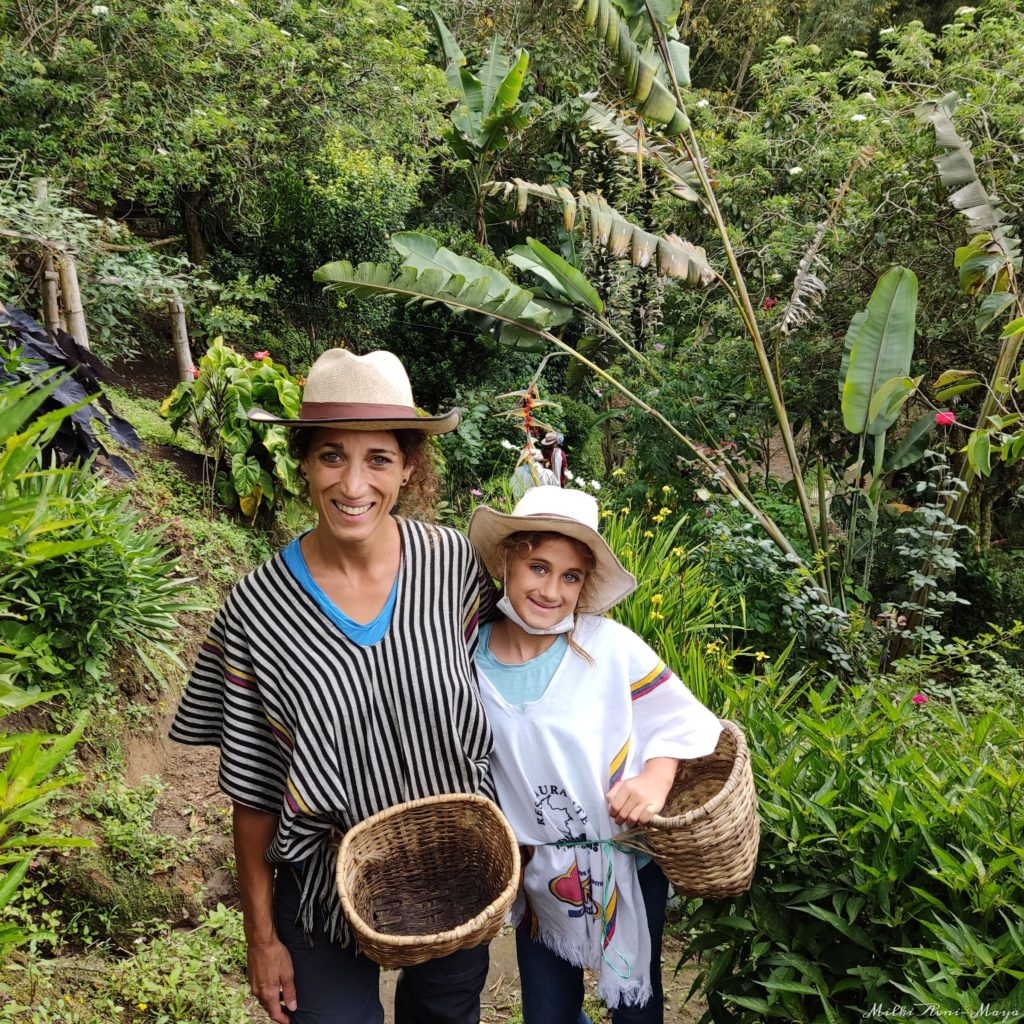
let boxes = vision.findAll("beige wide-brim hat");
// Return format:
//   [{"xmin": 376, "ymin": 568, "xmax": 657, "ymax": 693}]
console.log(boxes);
[
  {"xmin": 249, "ymin": 348, "xmax": 460, "ymax": 434},
  {"xmin": 468, "ymin": 486, "xmax": 637, "ymax": 614}
]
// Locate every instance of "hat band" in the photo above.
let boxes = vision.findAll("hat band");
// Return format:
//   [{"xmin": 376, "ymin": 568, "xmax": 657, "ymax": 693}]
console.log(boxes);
[{"xmin": 300, "ymin": 401, "xmax": 420, "ymax": 420}]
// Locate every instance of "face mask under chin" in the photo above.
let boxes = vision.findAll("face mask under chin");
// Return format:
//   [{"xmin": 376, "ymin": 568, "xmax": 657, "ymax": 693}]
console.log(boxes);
[{"xmin": 496, "ymin": 593, "xmax": 576, "ymax": 636}]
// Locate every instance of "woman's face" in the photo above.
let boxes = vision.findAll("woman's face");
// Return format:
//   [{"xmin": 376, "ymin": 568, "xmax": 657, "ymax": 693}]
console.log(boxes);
[
  {"xmin": 504, "ymin": 536, "xmax": 590, "ymax": 630},
  {"xmin": 302, "ymin": 428, "xmax": 407, "ymax": 547}
]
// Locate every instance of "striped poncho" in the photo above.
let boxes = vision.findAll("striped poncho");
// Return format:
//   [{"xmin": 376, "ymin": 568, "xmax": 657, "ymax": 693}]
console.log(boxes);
[{"xmin": 170, "ymin": 518, "xmax": 496, "ymax": 943}]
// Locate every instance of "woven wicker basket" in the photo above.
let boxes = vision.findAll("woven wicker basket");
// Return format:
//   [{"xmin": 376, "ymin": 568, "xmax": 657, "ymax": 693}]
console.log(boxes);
[
  {"xmin": 335, "ymin": 793, "xmax": 520, "ymax": 969},
  {"xmin": 643, "ymin": 719, "xmax": 759, "ymax": 899}
]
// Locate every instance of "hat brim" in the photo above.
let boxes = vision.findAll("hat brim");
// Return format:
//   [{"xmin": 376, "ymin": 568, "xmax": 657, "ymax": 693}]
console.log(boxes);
[
  {"xmin": 468, "ymin": 505, "xmax": 637, "ymax": 614},
  {"xmin": 247, "ymin": 407, "xmax": 461, "ymax": 436}
]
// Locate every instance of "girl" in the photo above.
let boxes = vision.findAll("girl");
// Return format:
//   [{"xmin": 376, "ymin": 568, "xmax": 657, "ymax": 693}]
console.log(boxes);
[{"xmin": 468, "ymin": 486, "xmax": 722, "ymax": 1024}]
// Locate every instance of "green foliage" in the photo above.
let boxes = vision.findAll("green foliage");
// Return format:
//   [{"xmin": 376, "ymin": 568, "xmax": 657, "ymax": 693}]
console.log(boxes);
[
  {"xmin": 0, "ymin": 688, "xmax": 90, "ymax": 959},
  {"xmin": 682, "ymin": 667, "xmax": 1024, "ymax": 1023},
  {"xmin": 603, "ymin": 504, "xmax": 732, "ymax": 707},
  {"xmin": 162, "ymin": 338, "xmax": 303, "ymax": 524},
  {"xmin": 0, "ymin": 905, "xmax": 250, "ymax": 1023}
]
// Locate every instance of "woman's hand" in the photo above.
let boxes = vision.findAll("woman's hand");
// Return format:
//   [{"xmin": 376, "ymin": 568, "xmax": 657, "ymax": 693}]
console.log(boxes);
[
  {"xmin": 233, "ymin": 803, "xmax": 297, "ymax": 1023},
  {"xmin": 248, "ymin": 938, "xmax": 298, "ymax": 1024},
  {"xmin": 606, "ymin": 757, "xmax": 679, "ymax": 826}
]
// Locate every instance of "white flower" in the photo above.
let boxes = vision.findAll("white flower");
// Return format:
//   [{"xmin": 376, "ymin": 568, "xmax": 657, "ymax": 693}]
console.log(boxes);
[
  {"xmin": 696, "ymin": 98, "xmax": 710, "ymax": 108},
  {"xmin": 500, "ymin": 438, "xmax": 515, "ymax": 450},
  {"xmin": 879, "ymin": 27, "xmax": 895, "ymax": 35},
  {"xmin": 775, "ymin": 35, "xmax": 795, "ymax": 46},
  {"xmin": 564, "ymin": 469, "xmax": 574, "ymax": 480},
  {"xmin": 859, "ymin": 91, "xmax": 877, "ymax": 102},
  {"xmin": 851, "ymin": 113, "xmax": 867, "ymax": 122},
  {"xmin": 590, "ymin": 480, "xmax": 601, "ymax": 492},
  {"xmin": 91, "ymin": 4, "xmax": 109, "ymax": 14},
  {"xmin": 955, "ymin": 6, "xmax": 976, "ymax": 14},
  {"xmin": 788, "ymin": 166, "xmax": 804, "ymax": 176}
]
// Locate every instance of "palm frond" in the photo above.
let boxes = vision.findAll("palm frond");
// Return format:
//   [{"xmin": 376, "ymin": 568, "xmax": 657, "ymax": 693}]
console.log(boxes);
[{"xmin": 483, "ymin": 179, "xmax": 716, "ymax": 287}]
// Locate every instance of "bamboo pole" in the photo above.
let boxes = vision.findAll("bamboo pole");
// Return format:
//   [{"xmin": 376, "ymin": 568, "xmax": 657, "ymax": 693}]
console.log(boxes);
[
  {"xmin": 56, "ymin": 251, "xmax": 89, "ymax": 349},
  {"xmin": 32, "ymin": 178, "xmax": 62, "ymax": 334},
  {"xmin": 169, "ymin": 295, "xmax": 194, "ymax": 382}
]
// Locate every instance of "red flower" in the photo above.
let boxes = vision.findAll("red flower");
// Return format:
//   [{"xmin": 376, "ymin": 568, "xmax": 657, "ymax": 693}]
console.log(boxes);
[
  {"xmin": 911, "ymin": 693, "xmax": 928, "ymax": 706},
  {"xmin": 761, "ymin": 296, "xmax": 779, "ymax": 310},
  {"xmin": 935, "ymin": 410, "xmax": 956, "ymax": 426},
  {"xmin": 190, "ymin": 367, "xmax": 200, "ymax": 379},
  {"xmin": 253, "ymin": 350, "xmax": 270, "ymax": 361}
]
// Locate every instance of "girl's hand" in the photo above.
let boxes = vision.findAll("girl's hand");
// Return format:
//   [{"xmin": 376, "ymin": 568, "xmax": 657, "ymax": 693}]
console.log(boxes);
[{"xmin": 606, "ymin": 757, "xmax": 679, "ymax": 826}]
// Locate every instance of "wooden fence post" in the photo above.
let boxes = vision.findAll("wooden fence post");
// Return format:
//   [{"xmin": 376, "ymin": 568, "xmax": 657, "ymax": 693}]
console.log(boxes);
[
  {"xmin": 169, "ymin": 295, "xmax": 195, "ymax": 382},
  {"xmin": 32, "ymin": 178, "xmax": 63, "ymax": 334},
  {"xmin": 56, "ymin": 251, "xmax": 89, "ymax": 350}
]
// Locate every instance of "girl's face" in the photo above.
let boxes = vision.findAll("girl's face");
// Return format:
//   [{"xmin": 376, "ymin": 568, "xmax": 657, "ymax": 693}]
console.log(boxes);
[
  {"xmin": 504, "ymin": 536, "xmax": 590, "ymax": 630},
  {"xmin": 302, "ymin": 428, "xmax": 407, "ymax": 546}
]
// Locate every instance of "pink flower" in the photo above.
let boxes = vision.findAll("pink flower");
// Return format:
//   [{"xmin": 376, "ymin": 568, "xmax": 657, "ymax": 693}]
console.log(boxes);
[
  {"xmin": 653, "ymin": 343, "xmax": 665, "ymax": 351},
  {"xmin": 253, "ymin": 350, "xmax": 270, "ymax": 361},
  {"xmin": 190, "ymin": 367, "xmax": 200, "ymax": 379},
  {"xmin": 761, "ymin": 296, "xmax": 779, "ymax": 310},
  {"xmin": 471, "ymin": 488, "xmax": 483, "ymax": 497},
  {"xmin": 935, "ymin": 410, "xmax": 956, "ymax": 426},
  {"xmin": 911, "ymin": 693, "xmax": 928, "ymax": 705}
]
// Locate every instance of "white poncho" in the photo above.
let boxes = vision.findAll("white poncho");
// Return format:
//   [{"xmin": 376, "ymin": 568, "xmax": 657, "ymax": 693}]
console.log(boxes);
[{"xmin": 478, "ymin": 614, "xmax": 722, "ymax": 1008}]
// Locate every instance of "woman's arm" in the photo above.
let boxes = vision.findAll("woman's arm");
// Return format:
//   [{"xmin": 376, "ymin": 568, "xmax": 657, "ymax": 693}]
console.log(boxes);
[{"xmin": 234, "ymin": 802, "xmax": 297, "ymax": 1024}]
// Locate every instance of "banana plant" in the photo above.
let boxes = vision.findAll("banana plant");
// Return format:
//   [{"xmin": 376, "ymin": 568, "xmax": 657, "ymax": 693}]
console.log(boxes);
[
  {"xmin": 430, "ymin": 12, "xmax": 532, "ymax": 244},
  {"xmin": 571, "ymin": 0, "xmax": 825, "ymax": 580},
  {"xmin": 313, "ymin": 243, "xmax": 803, "ymax": 563},
  {"xmin": 837, "ymin": 267, "xmax": 921, "ymax": 590}
]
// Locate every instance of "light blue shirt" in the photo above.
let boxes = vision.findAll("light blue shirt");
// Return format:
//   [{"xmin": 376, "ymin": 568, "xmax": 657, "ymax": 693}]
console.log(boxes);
[
  {"xmin": 282, "ymin": 537, "xmax": 398, "ymax": 647},
  {"xmin": 476, "ymin": 622, "xmax": 567, "ymax": 711}
]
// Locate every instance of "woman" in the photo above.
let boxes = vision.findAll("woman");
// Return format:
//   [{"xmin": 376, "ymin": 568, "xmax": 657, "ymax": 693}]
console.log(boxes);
[
  {"xmin": 467, "ymin": 487, "xmax": 721, "ymax": 1023},
  {"xmin": 170, "ymin": 348, "xmax": 495, "ymax": 1024}
]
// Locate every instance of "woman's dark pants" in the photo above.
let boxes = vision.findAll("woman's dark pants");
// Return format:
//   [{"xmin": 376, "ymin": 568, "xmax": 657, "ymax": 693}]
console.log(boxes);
[{"xmin": 273, "ymin": 866, "xmax": 490, "ymax": 1024}]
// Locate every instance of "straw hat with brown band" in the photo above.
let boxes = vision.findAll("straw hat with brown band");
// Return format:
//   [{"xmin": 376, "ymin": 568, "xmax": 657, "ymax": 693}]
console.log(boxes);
[
  {"xmin": 468, "ymin": 486, "xmax": 637, "ymax": 615},
  {"xmin": 248, "ymin": 348, "xmax": 460, "ymax": 435}
]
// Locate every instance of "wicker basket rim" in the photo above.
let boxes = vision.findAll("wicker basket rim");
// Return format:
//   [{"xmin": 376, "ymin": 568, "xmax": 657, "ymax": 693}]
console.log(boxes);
[
  {"xmin": 647, "ymin": 719, "xmax": 751, "ymax": 829},
  {"xmin": 335, "ymin": 793, "xmax": 521, "ymax": 948}
]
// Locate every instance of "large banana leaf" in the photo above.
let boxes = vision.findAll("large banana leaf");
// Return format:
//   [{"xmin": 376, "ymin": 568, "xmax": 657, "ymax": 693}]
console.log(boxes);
[
  {"xmin": 507, "ymin": 238, "xmax": 604, "ymax": 313},
  {"xmin": 840, "ymin": 267, "xmax": 919, "ymax": 436},
  {"xmin": 313, "ymin": 253, "xmax": 556, "ymax": 352},
  {"xmin": 485, "ymin": 179, "xmax": 714, "ymax": 286}
]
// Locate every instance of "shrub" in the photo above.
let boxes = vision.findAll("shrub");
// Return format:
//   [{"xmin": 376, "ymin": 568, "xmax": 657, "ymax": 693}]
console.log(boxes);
[
  {"xmin": 680, "ymin": 666, "xmax": 1024, "ymax": 1023},
  {"xmin": 161, "ymin": 338, "xmax": 303, "ymax": 524}
]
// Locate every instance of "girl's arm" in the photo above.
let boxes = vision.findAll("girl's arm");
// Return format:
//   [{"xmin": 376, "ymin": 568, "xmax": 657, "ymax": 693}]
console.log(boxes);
[
  {"xmin": 607, "ymin": 756, "xmax": 679, "ymax": 826},
  {"xmin": 234, "ymin": 802, "xmax": 297, "ymax": 1024}
]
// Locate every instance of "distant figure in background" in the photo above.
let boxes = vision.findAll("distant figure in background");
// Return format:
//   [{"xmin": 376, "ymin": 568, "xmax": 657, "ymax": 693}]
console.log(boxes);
[
  {"xmin": 510, "ymin": 443, "xmax": 558, "ymax": 500},
  {"xmin": 540, "ymin": 431, "xmax": 567, "ymax": 487}
]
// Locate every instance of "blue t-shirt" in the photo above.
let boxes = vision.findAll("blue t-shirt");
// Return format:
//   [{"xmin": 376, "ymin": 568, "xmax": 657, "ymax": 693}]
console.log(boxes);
[
  {"xmin": 476, "ymin": 622, "xmax": 567, "ymax": 711},
  {"xmin": 282, "ymin": 537, "xmax": 398, "ymax": 647}
]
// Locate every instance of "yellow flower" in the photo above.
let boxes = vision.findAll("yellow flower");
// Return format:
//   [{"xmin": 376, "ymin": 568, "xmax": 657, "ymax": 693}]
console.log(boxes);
[
  {"xmin": 643, "ymin": 530, "xmax": 654, "ymax": 538},
  {"xmin": 754, "ymin": 651, "xmax": 769, "ymax": 662},
  {"xmin": 661, "ymin": 484, "xmax": 672, "ymax": 494},
  {"xmin": 658, "ymin": 507, "xmax": 672, "ymax": 517},
  {"xmin": 138, "ymin": 1004, "xmax": 148, "ymax": 1012},
  {"xmin": 612, "ymin": 467, "xmax": 626, "ymax": 477},
  {"xmin": 671, "ymin": 547, "xmax": 684, "ymax": 557},
  {"xmin": 706, "ymin": 641, "xmax": 720, "ymax": 653},
  {"xmin": 651, "ymin": 514, "xmax": 665, "ymax": 525},
  {"xmin": 620, "ymin": 506, "xmax": 631, "ymax": 514},
  {"xmin": 651, "ymin": 593, "xmax": 663, "ymax": 608},
  {"xmin": 601, "ymin": 509, "xmax": 613, "ymax": 518},
  {"xmin": 649, "ymin": 611, "xmax": 665, "ymax": 621}
]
